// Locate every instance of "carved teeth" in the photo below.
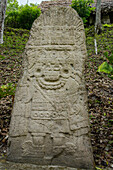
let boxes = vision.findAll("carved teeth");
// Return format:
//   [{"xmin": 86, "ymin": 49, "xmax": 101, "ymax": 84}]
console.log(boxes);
[{"xmin": 38, "ymin": 78, "xmax": 66, "ymax": 90}]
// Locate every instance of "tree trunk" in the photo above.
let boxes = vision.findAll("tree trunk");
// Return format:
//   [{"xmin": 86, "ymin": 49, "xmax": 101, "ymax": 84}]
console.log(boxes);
[
  {"xmin": 95, "ymin": 0, "xmax": 102, "ymax": 34},
  {"xmin": 0, "ymin": 0, "xmax": 7, "ymax": 44}
]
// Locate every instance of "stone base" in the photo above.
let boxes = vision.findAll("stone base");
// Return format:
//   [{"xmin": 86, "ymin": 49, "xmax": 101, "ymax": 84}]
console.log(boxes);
[{"xmin": 0, "ymin": 161, "xmax": 94, "ymax": 170}]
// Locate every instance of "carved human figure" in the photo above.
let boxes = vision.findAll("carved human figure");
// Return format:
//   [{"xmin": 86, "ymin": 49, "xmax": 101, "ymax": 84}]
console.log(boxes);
[{"xmin": 7, "ymin": 6, "xmax": 95, "ymax": 169}]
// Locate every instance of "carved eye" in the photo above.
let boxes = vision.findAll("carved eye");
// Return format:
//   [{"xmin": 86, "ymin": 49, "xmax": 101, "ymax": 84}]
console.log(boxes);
[
  {"xmin": 37, "ymin": 68, "xmax": 41, "ymax": 72},
  {"xmin": 71, "ymin": 64, "xmax": 74, "ymax": 68},
  {"xmin": 63, "ymin": 69, "xmax": 69, "ymax": 74}
]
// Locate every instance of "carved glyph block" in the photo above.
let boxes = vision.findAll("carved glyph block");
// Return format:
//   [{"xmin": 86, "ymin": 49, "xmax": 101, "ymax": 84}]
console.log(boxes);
[{"xmin": 7, "ymin": 7, "xmax": 95, "ymax": 169}]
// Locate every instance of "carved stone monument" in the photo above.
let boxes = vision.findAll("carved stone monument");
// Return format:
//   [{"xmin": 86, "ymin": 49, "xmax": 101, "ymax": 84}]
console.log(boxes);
[{"xmin": 7, "ymin": 7, "xmax": 95, "ymax": 169}]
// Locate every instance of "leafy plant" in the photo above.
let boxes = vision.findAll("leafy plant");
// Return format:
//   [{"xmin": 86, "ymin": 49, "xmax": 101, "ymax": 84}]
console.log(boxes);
[
  {"xmin": 17, "ymin": 5, "xmax": 41, "ymax": 30},
  {"xmin": 98, "ymin": 51, "xmax": 113, "ymax": 79},
  {"xmin": 6, "ymin": 0, "xmax": 19, "ymax": 15},
  {"xmin": 103, "ymin": 24, "xmax": 113, "ymax": 28},
  {"xmin": 71, "ymin": 0, "xmax": 95, "ymax": 24},
  {"xmin": 96, "ymin": 167, "xmax": 103, "ymax": 170},
  {"xmin": 5, "ymin": 4, "xmax": 41, "ymax": 30},
  {"xmin": 0, "ymin": 83, "xmax": 16, "ymax": 99},
  {"xmin": 0, "ymin": 55, "xmax": 5, "ymax": 59},
  {"xmin": 5, "ymin": 10, "xmax": 20, "ymax": 29}
]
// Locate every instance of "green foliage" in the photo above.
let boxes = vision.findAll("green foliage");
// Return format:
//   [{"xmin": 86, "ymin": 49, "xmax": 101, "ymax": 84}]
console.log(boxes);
[
  {"xmin": 98, "ymin": 51, "xmax": 113, "ymax": 79},
  {"xmin": 0, "ymin": 28, "xmax": 29, "ymax": 100},
  {"xmin": 6, "ymin": 0, "xmax": 19, "ymax": 15},
  {"xmin": 71, "ymin": 0, "xmax": 95, "ymax": 24},
  {"xmin": 96, "ymin": 167, "xmax": 103, "ymax": 170},
  {"xmin": 30, "ymin": 3, "xmax": 38, "ymax": 7},
  {"xmin": 98, "ymin": 62, "xmax": 113, "ymax": 74},
  {"xmin": 17, "ymin": 5, "xmax": 41, "ymax": 30},
  {"xmin": 5, "ymin": 4, "xmax": 41, "ymax": 30},
  {"xmin": 5, "ymin": 10, "xmax": 20, "ymax": 29},
  {"xmin": 0, "ymin": 83, "xmax": 16, "ymax": 99},
  {"xmin": 0, "ymin": 55, "xmax": 5, "ymax": 59},
  {"xmin": 103, "ymin": 24, "xmax": 113, "ymax": 28}
]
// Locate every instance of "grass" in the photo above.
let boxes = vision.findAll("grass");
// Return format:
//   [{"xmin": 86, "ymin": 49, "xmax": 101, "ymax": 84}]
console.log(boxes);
[{"xmin": 0, "ymin": 27, "xmax": 29, "ymax": 86}]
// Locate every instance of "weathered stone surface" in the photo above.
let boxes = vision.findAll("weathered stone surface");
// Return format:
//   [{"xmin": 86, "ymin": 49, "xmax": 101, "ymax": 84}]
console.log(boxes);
[
  {"xmin": 0, "ymin": 162, "xmax": 89, "ymax": 170},
  {"xmin": 7, "ymin": 7, "xmax": 95, "ymax": 169},
  {"xmin": 38, "ymin": 0, "xmax": 72, "ymax": 13}
]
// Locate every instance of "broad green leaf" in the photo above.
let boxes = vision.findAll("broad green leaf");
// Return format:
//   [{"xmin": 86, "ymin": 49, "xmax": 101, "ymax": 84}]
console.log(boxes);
[{"xmin": 98, "ymin": 62, "xmax": 113, "ymax": 74}]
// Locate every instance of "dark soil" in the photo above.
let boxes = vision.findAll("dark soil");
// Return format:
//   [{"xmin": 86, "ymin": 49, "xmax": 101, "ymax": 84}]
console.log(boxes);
[{"xmin": 0, "ymin": 25, "xmax": 113, "ymax": 169}]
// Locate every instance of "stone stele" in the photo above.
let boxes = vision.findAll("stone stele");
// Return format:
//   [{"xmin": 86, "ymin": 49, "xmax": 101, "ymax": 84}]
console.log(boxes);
[{"xmin": 7, "ymin": 6, "xmax": 95, "ymax": 169}]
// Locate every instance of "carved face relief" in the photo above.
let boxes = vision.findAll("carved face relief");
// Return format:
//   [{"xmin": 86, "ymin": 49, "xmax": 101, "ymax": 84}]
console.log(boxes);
[
  {"xmin": 34, "ymin": 60, "xmax": 70, "ymax": 90},
  {"xmin": 43, "ymin": 63, "xmax": 61, "ymax": 82}
]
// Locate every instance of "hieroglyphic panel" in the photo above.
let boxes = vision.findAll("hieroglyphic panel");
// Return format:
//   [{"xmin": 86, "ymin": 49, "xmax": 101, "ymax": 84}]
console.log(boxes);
[{"xmin": 7, "ymin": 7, "xmax": 95, "ymax": 169}]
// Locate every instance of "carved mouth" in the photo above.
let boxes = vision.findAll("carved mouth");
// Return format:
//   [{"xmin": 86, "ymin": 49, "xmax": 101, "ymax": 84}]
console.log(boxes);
[
  {"xmin": 44, "ymin": 79, "xmax": 60, "ymax": 82},
  {"xmin": 42, "ymin": 72, "xmax": 60, "ymax": 81},
  {"xmin": 44, "ymin": 76, "xmax": 60, "ymax": 82},
  {"xmin": 37, "ymin": 77, "xmax": 66, "ymax": 90}
]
